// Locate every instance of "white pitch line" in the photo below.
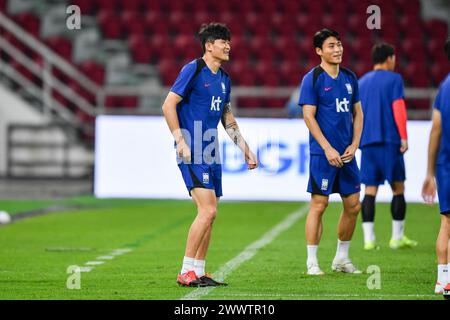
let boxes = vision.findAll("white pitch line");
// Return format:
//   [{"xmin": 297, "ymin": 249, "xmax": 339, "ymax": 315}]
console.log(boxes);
[
  {"xmin": 111, "ymin": 248, "xmax": 133, "ymax": 256},
  {"xmin": 68, "ymin": 248, "xmax": 134, "ymax": 277},
  {"xmin": 96, "ymin": 255, "xmax": 115, "ymax": 260},
  {"xmin": 181, "ymin": 205, "xmax": 309, "ymax": 300},
  {"xmin": 85, "ymin": 261, "xmax": 105, "ymax": 266},
  {"xmin": 80, "ymin": 267, "xmax": 92, "ymax": 272},
  {"xmin": 206, "ymin": 293, "xmax": 437, "ymax": 298}
]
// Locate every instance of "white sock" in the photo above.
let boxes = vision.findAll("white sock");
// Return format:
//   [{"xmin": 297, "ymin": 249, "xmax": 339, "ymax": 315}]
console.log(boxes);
[
  {"xmin": 438, "ymin": 264, "xmax": 448, "ymax": 285},
  {"xmin": 194, "ymin": 259, "xmax": 206, "ymax": 277},
  {"xmin": 362, "ymin": 222, "xmax": 375, "ymax": 242},
  {"xmin": 180, "ymin": 256, "xmax": 195, "ymax": 275},
  {"xmin": 447, "ymin": 263, "xmax": 450, "ymax": 285},
  {"xmin": 335, "ymin": 240, "xmax": 350, "ymax": 261},
  {"xmin": 392, "ymin": 220, "xmax": 404, "ymax": 241},
  {"xmin": 306, "ymin": 245, "xmax": 318, "ymax": 267}
]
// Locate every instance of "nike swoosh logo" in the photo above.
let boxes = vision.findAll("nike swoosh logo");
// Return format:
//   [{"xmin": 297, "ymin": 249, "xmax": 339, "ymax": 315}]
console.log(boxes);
[{"xmin": 324, "ymin": 87, "xmax": 332, "ymax": 91}]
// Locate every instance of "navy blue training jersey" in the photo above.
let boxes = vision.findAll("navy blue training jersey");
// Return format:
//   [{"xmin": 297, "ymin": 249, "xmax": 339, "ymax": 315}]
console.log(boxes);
[
  {"xmin": 359, "ymin": 70, "xmax": 405, "ymax": 147},
  {"xmin": 170, "ymin": 59, "xmax": 231, "ymax": 164},
  {"xmin": 435, "ymin": 73, "xmax": 450, "ymax": 165},
  {"xmin": 298, "ymin": 66, "xmax": 360, "ymax": 155}
]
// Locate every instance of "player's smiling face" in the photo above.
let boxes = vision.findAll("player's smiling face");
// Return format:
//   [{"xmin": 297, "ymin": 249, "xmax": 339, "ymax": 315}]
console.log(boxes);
[
  {"xmin": 317, "ymin": 36, "xmax": 343, "ymax": 65},
  {"xmin": 207, "ymin": 39, "xmax": 231, "ymax": 62}
]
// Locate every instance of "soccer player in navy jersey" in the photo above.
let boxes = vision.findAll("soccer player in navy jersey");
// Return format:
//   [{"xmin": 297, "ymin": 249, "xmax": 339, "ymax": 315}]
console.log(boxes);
[
  {"xmin": 422, "ymin": 38, "xmax": 450, "ymax": 295},
  {"xmin": 358, "ymin": 43, "xmax": 417, "ymax": 251},
  {"xmin": 162, "ymin": 23, "xmax": 258, "ymax": 287},
  {"xmin": 299, "ymin": 29, "xmax": 364, "ymax": 275}
]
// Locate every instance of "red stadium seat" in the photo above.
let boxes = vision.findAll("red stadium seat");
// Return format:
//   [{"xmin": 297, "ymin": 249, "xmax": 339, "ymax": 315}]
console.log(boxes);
[
  {"xmin": 128, "ymin": 35, "xmax": 154, "ymax": 63},
  {"xmin": 98, "ymin": 10, "xmax": 123, "ymax": 39},
  {"xmin": 406, "ymin": 99, "xmax": 430, "ymax": 111},
  {"xmin": 426, "ymin": 19, "xmax": 448, "ymax": 41},
  {"xmin": 105, "ymin": 96, "xmax": 138, "ymax": 108},
  {"xmin": 95, "ymin": 0, "xmax": 119, "ymax": 12},
  {"xmin": 397, "ymin": 0, "xmax": 421, "ymax": 16},
  {"xmin": 236, "ymin": 72, "xmax": 257, "ymax": 86},
  {"xmin": 71, "ymin": 0, "xmax": 95, "ymax": 15},
  {"xmin": 121, "ymin": 0, "xmax": 144, "ymax": 12},
  {"xmin": 238, "ymin": 97, "xmax": 261, "ymax": 108},
  {"xmin": 122, "ymin": 12, "xmax": 146, "ymax": 36},
  {"xmin": 78, "ymin": 61, "xmax": 105, "ymax": 85},
  {"xmin": 431, "ymin": 62, "xmax": 449, "ymax": 85},
  {"xmin": 260, "ymin": 71, "xmax": 282, "ymax": 87},
  {"xmin": 13, "ymin": 12, "xmax": 40, "ymax": 37},
  {"xmin": 261, "ymin": 97, "xmax": 287, "ymax": 109},
  {"xmin": 279, "ymin": 0, "xmax": 301, "ymax": 14},
  {"xmin": 45, "ymin": 37, "xmax": 72, "ymax": 61}
]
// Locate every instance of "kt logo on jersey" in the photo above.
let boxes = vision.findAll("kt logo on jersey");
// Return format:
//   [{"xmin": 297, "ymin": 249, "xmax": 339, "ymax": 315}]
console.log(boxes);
[
  {"xmin": 335, "ymin": 98, "xmax": 350, "ymax": 112},
  {"xmin": 211, "ymin": 96, "xmax": 222, "ymax": 111}
]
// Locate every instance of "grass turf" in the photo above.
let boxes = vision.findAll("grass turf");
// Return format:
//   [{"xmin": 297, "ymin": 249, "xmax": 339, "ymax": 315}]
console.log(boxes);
[{"xmin": 0, "ymin": 198, "xmax": 443, "ymax": 300}]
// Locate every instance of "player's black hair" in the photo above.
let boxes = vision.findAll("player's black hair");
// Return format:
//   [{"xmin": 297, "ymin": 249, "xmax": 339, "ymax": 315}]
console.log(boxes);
[
  {"xmin": 371, "ymin": 43, "xmax": 395, "ymax": 64},
  {"xmin": 198, "ymin": 23, "xmax": 231, "ymax": 53},
  {"xmin": 313, "ymin": 28, "xmax": 341, "ymax": 49},
  {"xmin": 445, "ymin": 38, "xmax": 450, "ymax": 61}
]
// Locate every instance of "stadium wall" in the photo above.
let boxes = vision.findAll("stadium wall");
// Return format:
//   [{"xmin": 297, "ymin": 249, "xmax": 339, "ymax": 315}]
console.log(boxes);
[
  {"xmin": 0, "ymin": 84, "xmax": 46, "ymax": 176},
  {"xmin": 94, "ymin": 116, "xmax": 432, "ymax": 203}
]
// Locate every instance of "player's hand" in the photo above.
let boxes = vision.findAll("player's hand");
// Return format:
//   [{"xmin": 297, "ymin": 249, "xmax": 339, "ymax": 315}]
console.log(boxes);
[
  {"xmin": 340, "ymin": 144, "xmax": 357, "ymax": 164},
  {"xmin": 176, "ymin": 140, "xmax": 191, "ymax": 164},
  {"xmin": 245, "ymin": 151, "xmax": 259, "ymax": 170},
  {"xmin": 325, "ymin": 146, "xmax": 343, "ymax": 168},
  {"xmin": 400, "ymin": 139, "xmax": 408, "ymax": 154},
  {"xmin": 422, "ymin": 175, "xmax": 436, "ymax": 204}
]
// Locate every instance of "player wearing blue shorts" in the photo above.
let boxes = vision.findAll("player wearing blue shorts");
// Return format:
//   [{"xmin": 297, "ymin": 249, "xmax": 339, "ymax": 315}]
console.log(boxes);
[
  {"xmin": 422, "ymin": 38, "xmax": 450, "ymax": 296},
  {"xmin": 162, "ymin": 23, "xmax": 258, "ymax": 287},
  {"xmin": 358, "ymin": 43, "xmax": 417, "ymax": 251},
  {"xmin": 299, "ymin": 29, "xmax": 364, "ymax": 275}
]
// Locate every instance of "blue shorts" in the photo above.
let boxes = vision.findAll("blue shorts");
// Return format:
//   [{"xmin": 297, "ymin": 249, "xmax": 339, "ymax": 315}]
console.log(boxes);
[
  {"xmin": 307, "ymin": 155, "xmax": 361, "ymax": 196},
  {"xmin": 436, "ymin": 164, "xmax": 450, "ymax": 215},
  {"xmin": 178, "ymin": 163, "xmax": 223, "ymax": 197},
  {"xmin": 360, "ymin": 143, "xmax": 405, "ymax": 186}
]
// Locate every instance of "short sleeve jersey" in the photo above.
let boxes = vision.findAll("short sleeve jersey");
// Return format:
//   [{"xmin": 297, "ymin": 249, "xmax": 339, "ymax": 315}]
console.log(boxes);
[
  {"xmin": 358, "ymin": 70, "xmax": 405, "ymax": 147},
  {"xmin": 298, "ymin": 66, "xmax": 360, "ymax": 155},
  {"xmin": 434, "ymin": 73, "xmax": 450, "ymax": 165},
  {"xmin": 170, "ymin": 59, "xmax": 231, "ymax": 162}
]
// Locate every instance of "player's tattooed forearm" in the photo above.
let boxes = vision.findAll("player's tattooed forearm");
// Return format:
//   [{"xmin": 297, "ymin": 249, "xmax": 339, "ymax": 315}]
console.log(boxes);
[
  {"xmin": 223, "ymin": 103, "xmax": 232, "ymax": 114},
  {"xmin": 225, "ymin": 122, "xmax": 243, "ymax": 145},
  {"xmin": 225, "ymin": 121, "xmax": 237, "ymax": 129}
]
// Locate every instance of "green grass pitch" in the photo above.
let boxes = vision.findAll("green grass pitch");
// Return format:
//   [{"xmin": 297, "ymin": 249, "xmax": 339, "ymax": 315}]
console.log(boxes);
[{"xmin": 0, "ymin": 197, "xmax": 443, "ymax": 300}]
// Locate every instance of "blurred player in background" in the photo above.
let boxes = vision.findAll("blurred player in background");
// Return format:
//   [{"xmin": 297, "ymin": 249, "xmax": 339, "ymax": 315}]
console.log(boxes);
[
  {"xmin": 422, "ymin": 38, "xmax": 450, "ymax": 295},
  {"xmin": 299, "ymin": 29, "xmax": 364, "ymax": 275},
  {"xmin": 162, "ymin": 23, "xmax": 258, "ymax": 287},
  {"xmin": 358, "ymin": 43, "xmax": 417, "ymax": 251}
]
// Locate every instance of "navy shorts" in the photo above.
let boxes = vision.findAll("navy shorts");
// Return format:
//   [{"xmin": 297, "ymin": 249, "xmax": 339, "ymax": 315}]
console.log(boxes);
[
  {"xmin": 360, "ymin": 143, "xmax": 405, "ymax": 186},
  {"xmin": 436, "ymin": 164, "xmax": 450, "ymax": 215},
  {"xmin": 178, "ymin": 163, "xmax": 223, "ymax": 197},
  {"xmin": 307, "ymin": 154, "xmax": 361, "ymax": 196}
]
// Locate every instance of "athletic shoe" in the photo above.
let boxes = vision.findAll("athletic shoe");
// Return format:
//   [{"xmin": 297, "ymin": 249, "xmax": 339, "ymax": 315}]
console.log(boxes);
[
  {"xmin": 307, "ymin": 263, "xmax": 325, "ymax": 275},
  {"xmin": 199, "ymin": 273, "xmax": 228, "ymax": 286},
  {"xmin": 389, "ymin": 235, "xmax": 418, "ymax": 249},
  {"xmin": 435, "ymin": 282, "xmax": 445, "ymax": 294},
  {"xmin": 331, "ymin": 258, "xmax": 363, "ymax": 274},
  {"xmin": 364, "ymin": 240, "xmax": 380, "ymax": 251},
  {"xmin": 177, "ymin": 270, "xmax": 206, "ymax": 287},
  {"xmin": 444, "ymin": 283, "xmax": 450, "ymax": 300}
]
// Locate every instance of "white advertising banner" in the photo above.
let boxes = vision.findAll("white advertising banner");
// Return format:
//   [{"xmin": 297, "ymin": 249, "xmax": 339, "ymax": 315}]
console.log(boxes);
[{"xmin": 94, "ymin": 116, "xmax": 431, "ymax": 202}]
